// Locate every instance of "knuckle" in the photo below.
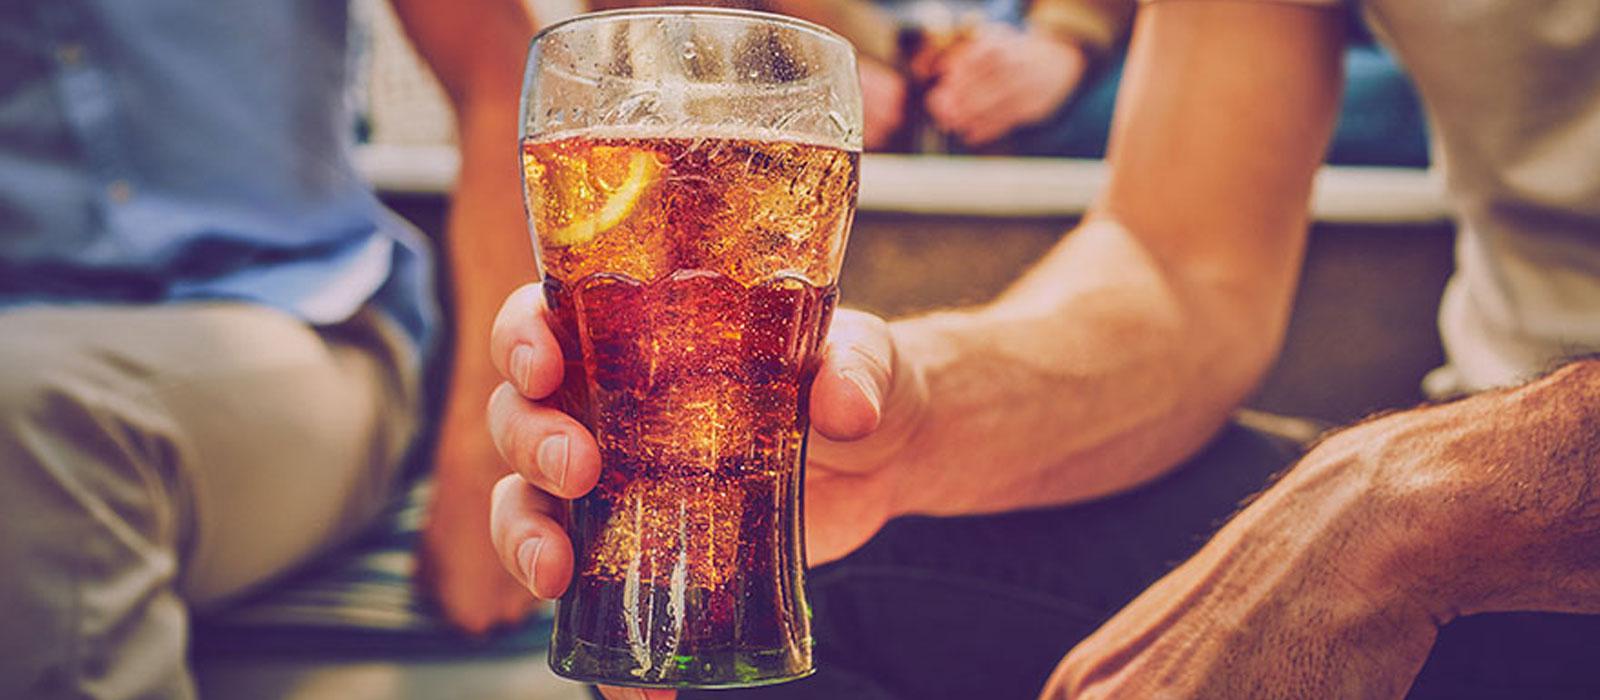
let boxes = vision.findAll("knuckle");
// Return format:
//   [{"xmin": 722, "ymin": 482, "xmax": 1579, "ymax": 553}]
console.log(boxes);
[
  {"xmin": 843, "ymin": 343, "xmax": 893, "ymax": 385},
  {"xmin": 487, "ymin": 384, "xmax": 526, "ymax": 455},
  {"xmin": 502, "ymin": 410, "xmax": 546, "ymax": 476},
  {"xmin": 490, "ymin": 473, "xmax": 525, "ymax": 505},
  {"xmin": 515, "ymin": 281, "xmax": 548, "ymax": 310},
  {"xmin": 833, "ymin": 307, "xmax": 889, "ymax": 335},
  {"xmin": 494, "ymin": 283, "xmax": 551, "ymax": 346},
  {"xmin": 487, "ymin": 381, "xmax": 516, "ymax": 415}
]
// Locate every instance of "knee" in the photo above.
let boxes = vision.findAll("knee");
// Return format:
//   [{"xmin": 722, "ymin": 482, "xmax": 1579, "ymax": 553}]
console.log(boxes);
[
  {"xmin": 0, "ymin": 318, "xmax": 176, "ymax": 511},
  {"xmin": 0, "ymin": 342, "xmax": 190, "ymax": 700},
  {"xmin": 0, "ymin": 335, "xmax": 91, "ymax": 487},
  {"xmin": 0, "ymin": 319, "xmax": 186, "ymax": 567},
  {"xmin": 0, "ymin": 327, "xmax": 108, "ymax": 440}
]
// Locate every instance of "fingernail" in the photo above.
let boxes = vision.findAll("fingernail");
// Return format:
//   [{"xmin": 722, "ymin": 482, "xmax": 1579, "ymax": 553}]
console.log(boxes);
[
  {"xmin": 516, "ymin": 538, "xmax": 545, "ymax": 595},
  {"xmin": 538, "ymin": 434, "xmax": 570, "ymax": 489},
  {"xmin": 840, "ymin": 368, "xmax": 881, "ymax": 418},
  {"xmin": 510, "ymin": 344, "xmax": 535, "ymax": 391}
]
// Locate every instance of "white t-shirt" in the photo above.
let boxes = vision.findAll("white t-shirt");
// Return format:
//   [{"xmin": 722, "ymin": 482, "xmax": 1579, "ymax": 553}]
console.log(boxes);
[{"xmin": 1154, "ymin": 0, "xmax": 1600, "ymax": 396}]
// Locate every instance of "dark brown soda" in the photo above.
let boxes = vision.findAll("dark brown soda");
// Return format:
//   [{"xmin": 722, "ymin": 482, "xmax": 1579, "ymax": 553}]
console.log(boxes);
[{"xmin": 523, "ymin": 133, "xmax": 857, "ymax": 687}]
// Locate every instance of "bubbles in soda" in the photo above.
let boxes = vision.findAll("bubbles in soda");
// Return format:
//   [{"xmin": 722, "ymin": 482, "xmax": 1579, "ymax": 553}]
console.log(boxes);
[{"xmin": 523, "ymin": 130, "xmax": 857, "ymax": 685}]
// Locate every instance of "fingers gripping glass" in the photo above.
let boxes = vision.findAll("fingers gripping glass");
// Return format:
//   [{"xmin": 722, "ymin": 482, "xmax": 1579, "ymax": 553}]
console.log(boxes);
[{"xmin": 519, "ymin": 7, "xmax": 863, "ymax": 689}]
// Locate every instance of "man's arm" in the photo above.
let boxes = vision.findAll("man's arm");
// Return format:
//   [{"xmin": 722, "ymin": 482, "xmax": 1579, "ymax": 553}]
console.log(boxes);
[
  {"xmin": 390, "ymin": 0, "xmax": 541, "ymax": 633},
  {"xmin": 1048, "ymin": 358, "xmax": 1600, "ymax": 698},
  {"xmin": 478, "ymin": 0, "xmax": 1345, "ymax": 642},
  {"xmin": 859, "ymin": 0, "xmax": 1346, "ymax": 517},
  {"xmin": 1417, "ymin": 359, "xmax": 1600, "ymax": 617}
]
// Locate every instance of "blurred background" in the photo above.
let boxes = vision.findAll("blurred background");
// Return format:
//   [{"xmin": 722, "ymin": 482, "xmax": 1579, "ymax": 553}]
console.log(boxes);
[
  {"xmin": 358, "ymin": 0, "xmax": 1446, "ymax": 423},
  {"xmin": 195, "ymin": 0, "xmax": 1451, "ymax": 697}
]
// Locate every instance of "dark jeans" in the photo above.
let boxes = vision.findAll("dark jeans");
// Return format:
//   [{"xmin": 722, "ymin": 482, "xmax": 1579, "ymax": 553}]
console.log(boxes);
[{"xmin": 672, "ymin": 422, "xmax": 1600, "ymax": 699}]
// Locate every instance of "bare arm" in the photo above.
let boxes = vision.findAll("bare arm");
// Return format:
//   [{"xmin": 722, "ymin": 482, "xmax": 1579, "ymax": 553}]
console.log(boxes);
[
  {"xmin": 869, "ymin": 0, "xmax": 1345, "ymax": 517},
  {"xmin": 481, "ymin": 0, "xmax": 1347, "ymax": 589},
  {"xmin": 479, "ymin": 0, "xmax": 1347, "ymax": 648},
  {"xmin": 390, "ymin": 0, "xmax": 541, "ymax": 633},
  {"xmin": 393, "ymin": 0, "xmax": 535, "ymax": 378},
  {"xmin": 1050, "ymin": 357, "xmax": 1600, "ymax": 698}
]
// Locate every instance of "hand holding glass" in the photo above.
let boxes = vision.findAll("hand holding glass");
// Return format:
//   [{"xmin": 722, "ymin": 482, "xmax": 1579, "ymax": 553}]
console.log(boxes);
[{"xmin": 518, "ymin": 8, "xmax": 863, "ymax": 689}]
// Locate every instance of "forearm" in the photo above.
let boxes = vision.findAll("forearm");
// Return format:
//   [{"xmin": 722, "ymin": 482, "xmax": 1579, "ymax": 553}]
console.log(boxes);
[
  {"xmin": 1209, "ymin": 357, "xmax": 1600, "ymax": 627},
  {"xmin": 889, "ymin": 217, "xmax": 1282, "ymax": 517},
  {"xmin": 1047, "ymin": 360, "xmax": 1600, "ymax": 698},
  {"xmin": 394, "ymin": 0, "xmax": 540, "ymax": 480},
  {"xmin": 883, "ymin": 2, "xmax": 1342, "ymax": 517},
  {"xmin": 395, "ymin": 0, "xmax": 545, "ymax": 632},
  {"xmin": 440, "ymin": 98, "xmax": 538, "ymax": 450}
]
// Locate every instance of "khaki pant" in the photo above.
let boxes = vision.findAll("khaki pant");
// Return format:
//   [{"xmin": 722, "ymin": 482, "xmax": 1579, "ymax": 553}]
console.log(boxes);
[{"xmin": 0, "ymin": 302, "xmax": 421, "ymax": 699}]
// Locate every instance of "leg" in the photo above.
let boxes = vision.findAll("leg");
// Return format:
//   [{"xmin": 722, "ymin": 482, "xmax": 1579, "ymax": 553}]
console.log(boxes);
[
  {"xmin": 0, "ymin": 303, "xmax": 419, "ymax": 699},
  {"xmin": 680, "ymin": 421, "xmax": 1304, "ymax": 699}
]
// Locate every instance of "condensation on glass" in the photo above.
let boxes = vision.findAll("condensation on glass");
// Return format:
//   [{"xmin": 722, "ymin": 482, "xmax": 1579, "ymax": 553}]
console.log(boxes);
[{"xmin": 518, "ymin": 7, "xmax": 863, "ymax": 689}]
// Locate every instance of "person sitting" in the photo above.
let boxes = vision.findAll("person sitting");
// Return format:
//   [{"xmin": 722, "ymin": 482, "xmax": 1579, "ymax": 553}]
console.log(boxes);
[
  {"xmin": 0, "ymin": 0, "xmax": 547, "ymax": 697},
  {"xmin": 779, "ymin": 0, "xmax": 1428, "ymax": 164}
]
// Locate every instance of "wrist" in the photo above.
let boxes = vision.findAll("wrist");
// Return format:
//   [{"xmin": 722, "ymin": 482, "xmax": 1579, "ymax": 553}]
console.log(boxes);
[
  {"xmin": 1240, "ymin": 430, "xmax": 1445, "ymax": 623},
  {"xmin": 1305, "ymin": 362, "xmax": 1600, "ymax": 620},
  {"xmin": 1417, "ymin": 360, "xmax": 1600, "ymax": 615},
  {"xmin": 876, "ymin": 311, "xmax": 970, "ymax": 518}
]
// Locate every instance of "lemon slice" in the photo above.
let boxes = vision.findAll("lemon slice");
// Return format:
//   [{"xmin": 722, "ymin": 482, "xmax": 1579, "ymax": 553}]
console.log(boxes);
[{"xmin": 546, "ymin": 147, "xmax": 660, "ymax": 247}]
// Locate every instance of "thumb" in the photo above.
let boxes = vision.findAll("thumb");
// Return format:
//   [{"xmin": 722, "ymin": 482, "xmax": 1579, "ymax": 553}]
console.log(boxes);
[{"xmin": 810, "ymin": 310, "xmax": 895, "ymax": 441}]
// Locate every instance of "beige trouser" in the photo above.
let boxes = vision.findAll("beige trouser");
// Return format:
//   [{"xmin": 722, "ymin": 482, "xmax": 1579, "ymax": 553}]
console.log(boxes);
[{"xmin": 0, "ymin": 302, "xmax": 421, "ymax": 700}]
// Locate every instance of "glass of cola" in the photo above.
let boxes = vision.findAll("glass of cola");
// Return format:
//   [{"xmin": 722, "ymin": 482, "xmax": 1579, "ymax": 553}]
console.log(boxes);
[{"xmin": 519, "ymin": 7, "xmax": 863, "ymax": 689}]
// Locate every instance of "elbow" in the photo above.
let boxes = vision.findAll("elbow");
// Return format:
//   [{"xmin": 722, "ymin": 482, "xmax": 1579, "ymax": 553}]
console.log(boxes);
[
  {"xmin": 1195, "ymin": 294, "xmax": 1291, "ymax": 416},
  {"xmin": 1161, "ymin": 267, "xmax": 1294, "ymax": 424}
]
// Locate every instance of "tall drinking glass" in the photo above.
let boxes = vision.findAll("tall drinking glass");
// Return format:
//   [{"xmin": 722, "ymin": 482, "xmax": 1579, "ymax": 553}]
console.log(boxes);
[{"xmin": 518, "ymin": 7, "xmax": 863, "ymax": 689}]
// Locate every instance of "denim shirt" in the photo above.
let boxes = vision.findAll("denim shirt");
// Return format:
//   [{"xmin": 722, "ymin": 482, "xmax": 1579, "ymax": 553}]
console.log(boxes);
[{"xmin": 0, "ymin": 0, "xmax": 437, "ymax": 353}]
